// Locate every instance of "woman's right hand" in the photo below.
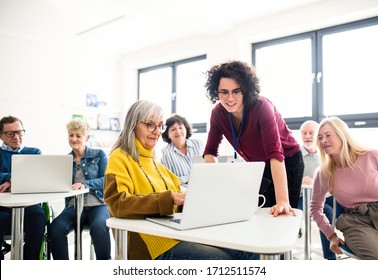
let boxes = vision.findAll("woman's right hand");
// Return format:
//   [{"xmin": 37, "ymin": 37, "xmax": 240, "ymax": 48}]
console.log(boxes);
[
  {"xmin": 329, "ymin": 233, "xmax": 345, "ymax": 254},
  {"xmin": 172, "ymin": 192, "xmax": 185, "ymax": 206}
]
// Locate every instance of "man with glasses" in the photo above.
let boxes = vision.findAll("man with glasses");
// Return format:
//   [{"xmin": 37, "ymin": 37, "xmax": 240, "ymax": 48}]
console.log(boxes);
[{"xmin": 0, "ymin": 115, "xmax": 46, "ymax": 260}]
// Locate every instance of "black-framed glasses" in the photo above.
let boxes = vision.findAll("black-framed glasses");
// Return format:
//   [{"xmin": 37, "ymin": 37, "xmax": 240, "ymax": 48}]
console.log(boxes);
[
  {"xmin": 1, "ymin": 130, "xmax": 26, "ymax": 138},
  {"xmin": 217, "ymin": 88, "xmax": 243, "ymax": 98},
  {"xmin": 141, "ymin": 122, "xmax": 167, "ymax": 133}
]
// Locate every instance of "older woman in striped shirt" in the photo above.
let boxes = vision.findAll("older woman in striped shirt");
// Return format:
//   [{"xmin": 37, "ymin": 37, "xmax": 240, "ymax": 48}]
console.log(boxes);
[{"xmin": 161, "ymin": 114, "xmax": 203, "ymax": 188}]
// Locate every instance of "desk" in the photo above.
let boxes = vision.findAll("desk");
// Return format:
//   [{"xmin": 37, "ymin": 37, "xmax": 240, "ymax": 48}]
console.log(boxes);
[
  {"xmin": 302, "ymin": 184, "xmax": 312, "ymax": 260},
  {"xmin": 0, "ymin": 189, "xmax": 88, "ymax": 260},
  {"xmin": 106, "ymin": 208, "xmax": 302, "ymax": 260}
]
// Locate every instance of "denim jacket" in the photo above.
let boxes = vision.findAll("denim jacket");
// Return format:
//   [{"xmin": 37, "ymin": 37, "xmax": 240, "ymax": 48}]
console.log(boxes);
[{"xmin": 66, "ymin": 146, "xmax": 108, "ymax": 205}]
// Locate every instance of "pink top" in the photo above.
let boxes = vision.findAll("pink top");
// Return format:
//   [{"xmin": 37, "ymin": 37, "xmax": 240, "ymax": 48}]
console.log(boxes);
[{"xmin": 310, "ymin": 150, "xmax": 378, "ymax": 239}]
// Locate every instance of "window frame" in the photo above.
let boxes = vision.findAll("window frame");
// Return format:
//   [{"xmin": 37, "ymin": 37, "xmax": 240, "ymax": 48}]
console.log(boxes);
[
  {"xmin": 138, "ymin": 55, "xmax": 207, "ymax": 132},
  {"xmin": 252, "ymin": 16, "xmax": 378, "ymax": 130}
]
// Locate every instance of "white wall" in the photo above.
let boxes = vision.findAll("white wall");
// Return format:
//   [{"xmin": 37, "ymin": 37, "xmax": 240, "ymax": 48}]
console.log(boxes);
[
  {"xmin": 0, "ymin": 0, "xmax": 377, "ymax": 155},
  {"xmin": 0, "ymin": 34, "xmax": 123, "ymax": 154}
]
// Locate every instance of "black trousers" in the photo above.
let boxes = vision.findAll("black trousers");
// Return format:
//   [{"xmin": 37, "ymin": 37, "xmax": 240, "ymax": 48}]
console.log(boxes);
[{"xmin": 259, "ymin": 151, "xmax": 304, "ymax": 209}]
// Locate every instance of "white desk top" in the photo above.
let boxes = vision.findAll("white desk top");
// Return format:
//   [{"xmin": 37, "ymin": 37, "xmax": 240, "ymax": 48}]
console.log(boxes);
[
  {"xmin": 0, "ymin": 189, "xmax": 89, "ymax": 208},
  {"xmin": 107, "ymin": 208, "xmax": 302, "ymax": 254}
]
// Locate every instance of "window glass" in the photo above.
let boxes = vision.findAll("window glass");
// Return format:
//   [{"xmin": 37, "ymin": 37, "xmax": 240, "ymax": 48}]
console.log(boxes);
[
  {"xmin": 139, "ymin": 67, "xmax": 172, "ymax": 118},
  {"xmin": 253, "ymin": 17, "xmax": 378, "ymax": 129},
  {"xmin": 255, "ymin": 38, "xmax": 313, "ymax": 118},
  {"xmin": 322, "ymin": 24, "xmax": 378, "ymax": 115},
  {"xmin": 138, "ymin": 56, "xmax": 208, "ymax": 131},
  {"xmin": 176, "ymin": 59, "xmax": 209, "ymax": 123}
]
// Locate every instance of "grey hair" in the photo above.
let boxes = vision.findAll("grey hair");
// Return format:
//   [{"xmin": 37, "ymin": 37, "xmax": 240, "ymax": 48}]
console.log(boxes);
[
  {"xmin": 66, "ymin": 119, "xmax": 90, "ymax": 135},
  {"xmin": 299, "ymin": 120, "xmax": 318, "ymax": 132},
  {"xmin": 112, "ymin": 100, "xmax": 164, "ymax": 161}
]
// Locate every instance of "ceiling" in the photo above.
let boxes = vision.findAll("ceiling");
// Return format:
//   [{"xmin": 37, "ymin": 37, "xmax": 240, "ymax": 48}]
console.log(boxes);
[{"xmin": 0, "ymin": 0, "xmax": 328, "ymax": 55}]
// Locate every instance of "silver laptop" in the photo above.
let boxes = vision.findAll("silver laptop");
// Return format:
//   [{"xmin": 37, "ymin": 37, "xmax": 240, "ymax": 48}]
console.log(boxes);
[
  {"xmin": 192, "ymin": 155, "xmax": 245, "ymax": 163},
  {"xmin": 11, "ymin": 155, "xmax": 73, "ymax": 194},
  {"xmin": 147, "ymin": 161, "xmax": 265, "ymax": 230}
]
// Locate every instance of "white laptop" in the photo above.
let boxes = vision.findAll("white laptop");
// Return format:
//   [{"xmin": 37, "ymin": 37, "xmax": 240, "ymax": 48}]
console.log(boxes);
[
  {"xmin": 147, "ymin": 161, "xmax": 265, "ymax": 230},
  {"xmin": 192, "ymin": 155, "xmax": 245, "ymax": 164},
  {"xmin": 11, "ymin": 155, "xmax": 73, "ymax": 194}
]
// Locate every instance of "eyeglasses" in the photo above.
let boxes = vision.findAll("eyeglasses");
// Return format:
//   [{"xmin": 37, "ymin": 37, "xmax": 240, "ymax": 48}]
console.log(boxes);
[
  {"xmin": 217, "ymin": 88, "xmax": 243, "ymax": 98},
  {"xmin": 1, "ymin": 130, "xmax": 26, "ymax": 138},
  {"xmin": 141, "ymin": 122, "xmax": 167, "ymax": 133}
]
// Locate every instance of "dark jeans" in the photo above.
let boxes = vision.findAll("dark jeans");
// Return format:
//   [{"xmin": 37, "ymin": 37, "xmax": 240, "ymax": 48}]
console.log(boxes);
[
  {"xmin": 49, "ymin": 204, "xmax": 111, "ymax": 260},
  {"xmin": 0, "ymin": 204, "xmax": 46, "ymax": 260},
  {"xmin": 298, "ymin": 195, "xmax": 336, "ymax": 260},
  {"xmin": 260, "ymin": 151, "xmax": 304, "ymax": 209},
  {"xmin": 156, "ymin": 241, "xmax": 260, "ymax": 260}
]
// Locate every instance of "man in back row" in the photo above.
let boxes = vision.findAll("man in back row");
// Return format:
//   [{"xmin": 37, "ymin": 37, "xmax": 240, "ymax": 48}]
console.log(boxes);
[
  {"xmin": 299, "ymin": 120, "xmax": 335, "ymax": 260},
  {"xmin": 0, "ymin": 115, "xmax": 46, "ymax": 260}
]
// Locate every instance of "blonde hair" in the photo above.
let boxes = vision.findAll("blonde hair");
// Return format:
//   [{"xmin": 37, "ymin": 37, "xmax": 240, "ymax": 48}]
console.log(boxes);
[
  {"xmin": 66, "ymin": 119, "xmax": 90, "ymax": 136},
  {"xmin": 316, "ymin": 116, "xmax": 370, "ymax": 192}
]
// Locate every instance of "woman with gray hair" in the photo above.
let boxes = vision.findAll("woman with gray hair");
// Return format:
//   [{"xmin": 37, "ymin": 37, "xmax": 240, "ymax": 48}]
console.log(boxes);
[
  {"xmin": 104, "ymin": 100, "xmax": 259, "ymax": 260},
  {"xmin": 49, "ymin": 119, "xmax": 111, "ymax": 260}
]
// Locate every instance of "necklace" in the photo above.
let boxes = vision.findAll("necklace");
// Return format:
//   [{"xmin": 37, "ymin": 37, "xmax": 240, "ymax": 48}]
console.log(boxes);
[{"xmin": 137, "ymin": 159, "xmax": 169, "ymax": 192}]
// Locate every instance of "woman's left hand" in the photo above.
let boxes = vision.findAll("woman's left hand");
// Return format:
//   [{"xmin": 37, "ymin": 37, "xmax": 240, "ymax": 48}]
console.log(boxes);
[
  {"xmin": 270, "ymin": 201, "xmax": 297, "ymax": 217},
  {"xmin": 72, "ymin": 182, "xmax": 86, "ymax": 190}
]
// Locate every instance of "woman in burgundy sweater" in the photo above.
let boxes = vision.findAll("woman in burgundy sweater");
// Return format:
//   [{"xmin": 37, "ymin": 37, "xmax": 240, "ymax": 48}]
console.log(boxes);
[{"xmin": 203, "ymin": 60, "xmax": 304, "ymax": 216}]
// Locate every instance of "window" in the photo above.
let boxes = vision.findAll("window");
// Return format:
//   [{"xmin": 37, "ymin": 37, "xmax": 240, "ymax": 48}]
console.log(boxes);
[
  {"xmin": 138, "ymin": 55, "xmax": 208, "ymax": 132},
  {"xmin": 252, "ymin": 17, "xmax": 378, "ymax": 129}
]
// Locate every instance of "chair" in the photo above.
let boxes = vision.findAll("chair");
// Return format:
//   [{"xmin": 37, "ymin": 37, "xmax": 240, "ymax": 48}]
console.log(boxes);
[
  {"xmin": 2, "ymin": 202, "xmax": 53, "ymax": 260},
  {"xmin": 48, "ymin": 205, "xmax": 95, "ymax": 260},
  {"xmin": 340, "ymin": 244, "xmax": 359, "ymax": 259},
  {"xmin": 332, "ymin": 200, "xmax": 359, "ymax": 260},
  {"xmin": 82, "ymin": 224, "xmax": 95, "ymax": 260}
]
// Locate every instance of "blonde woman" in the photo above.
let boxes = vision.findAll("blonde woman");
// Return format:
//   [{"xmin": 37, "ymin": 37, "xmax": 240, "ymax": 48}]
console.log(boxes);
[
  {"xmin": 310, "ymin": 116, "xmax": 378, "ymax": 259},
  {"xmin": 49, "ymin": 119, "xmax": 111, "ymax": 260}
]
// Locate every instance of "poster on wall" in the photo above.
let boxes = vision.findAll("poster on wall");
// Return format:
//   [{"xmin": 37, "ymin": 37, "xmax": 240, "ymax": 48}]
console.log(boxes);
[
  {"xmin": 86, "ymin": 94, "xmax": 98, "ymax": 107},
  {"xmin": 97, "ymin": 114, "xmax": 111, "ymax": 130},
  {"xmin": 109, "ymin": 117, "xmax": 121, "ymax": 131}
]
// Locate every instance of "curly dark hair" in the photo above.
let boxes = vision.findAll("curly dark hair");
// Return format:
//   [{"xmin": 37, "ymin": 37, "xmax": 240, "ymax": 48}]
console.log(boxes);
[
  {"xmin": 162, "ymin": 114, "xmax": 193, "ymax": 143},
  {"xmin": 205, "ymin": 60, "xmax": 260, "ymax": 109},
  {"xmin": 0, "ymin": 115, "xmax": 23, "ymax": 133}
]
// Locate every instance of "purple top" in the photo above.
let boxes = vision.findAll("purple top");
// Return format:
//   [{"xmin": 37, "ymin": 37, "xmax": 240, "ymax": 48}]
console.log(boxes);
[{"xmin": 203, "ymin": 96, "xmax": 300, "ymax": 162}]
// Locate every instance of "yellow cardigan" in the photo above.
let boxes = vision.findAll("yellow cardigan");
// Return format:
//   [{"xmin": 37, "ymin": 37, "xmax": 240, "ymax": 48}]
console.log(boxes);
[{"xmin": 104, "ymin": 139, "xmax": 182, "ymax": 259}]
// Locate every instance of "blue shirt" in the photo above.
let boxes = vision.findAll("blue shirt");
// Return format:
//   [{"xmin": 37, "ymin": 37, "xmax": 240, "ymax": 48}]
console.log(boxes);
[{"xmin": 0, "ymin": 145, "xmax": 41, "ymax": 184}]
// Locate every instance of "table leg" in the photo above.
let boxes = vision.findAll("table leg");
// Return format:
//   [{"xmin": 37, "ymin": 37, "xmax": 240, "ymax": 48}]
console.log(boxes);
[
  {"xmin": 283, "ymin": 250, "xmax": 292, "ymax": 260},
  {"xmin": 114, "ymin": 229, "xmax": 127, "ymax": 260},
  {"xmin": 303, "ymin": 187, "xmax": 312, "ymax": 260},
  {"xmin": 260, "ymin": 254, "xmax": 280, "ymax": 260},
  {"xmin": 10, "ymin": 207, "xmax": 24, "ymax": 260},
  {"xmin": 74, "ymin": 193, "xmax": 84, "ymax": 260}
]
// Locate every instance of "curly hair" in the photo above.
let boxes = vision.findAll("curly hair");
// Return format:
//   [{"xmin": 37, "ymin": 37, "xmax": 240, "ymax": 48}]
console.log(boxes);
[
  {"xmin": 205, "ymin": 60, "xmax": 260, "ymax": 109},
  {"xmin": 162, "ymin": 114, "xmax": 193, "ymax": 143}
]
